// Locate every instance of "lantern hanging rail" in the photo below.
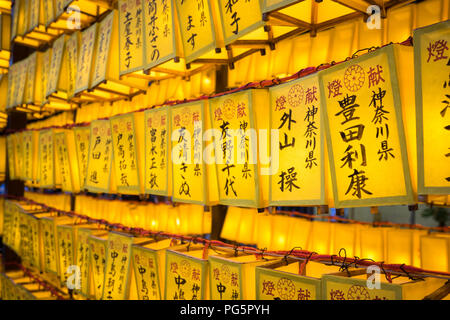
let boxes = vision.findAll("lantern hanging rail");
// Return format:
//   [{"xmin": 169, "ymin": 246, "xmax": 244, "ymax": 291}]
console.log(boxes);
[
  {"xmin": 3, "ymin": 262, "xmax": 68, "ymax": 300},
  {"xmin": 4, "ymin": 194, "xmax": 450, "ymax": 282}
]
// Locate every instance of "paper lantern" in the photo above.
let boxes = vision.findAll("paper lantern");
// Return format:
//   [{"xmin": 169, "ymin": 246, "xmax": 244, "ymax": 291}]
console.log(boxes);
[
  {"xmin": 189, "ymin": 204, "xmax": 206, "ymax": 235},
  {"xmin": 308, "ymin": 221, "xmax": 333, "ymax": 255},
  {"xmin": 269, "ymin": 72, "xmax": 326, "ymax": 206},
  {"xmin": 255, "ymin": 213, "xmax": 273, "ymax": 249},
  {"xmin": 420, "ymin": 234, "xmax": 449, "ymax": 272},
  {"xmin": 131, "ymin": 239, "xmax": 172, "ymax": 300},
  {"xmin": 332, "ymin": 222, "xmax": 357, "ymax": 257},
  {"xmin": 256, "ymin": 259, "xmax": 344, "ymax": 300},
  {"xmin": 320, "ymin": 44, "xmax": 416, "ymax": 208},
  {"xmin": 235, "ymin": 207, "xmax": 257, "ymax": 245},
  {"xmin": 287, "ymin": 217, "xmax": 312, "ymax": 252},
  {"xmin": 88, "ymin": 234, "xmax": 108, "ymax": 300},
  {"xmin": 270, "ymin": 215, "xmax": 292, "ymax": 250},
  {"xmin": 385, "ymin": 228, "xmax": 413, "ymax": 265},
  {"xmin": 144, "ymin": 106, "xmax": 171, "ymax": 196},
  {"xmin": 209, "ymin": 253, "xmax": 273, "ymax": 300},
  {"xmin": 323, "ymin": 270, "xmax": 448, "ymax": 300},
  {"xmin": 170, "ymin": 100, "xmax": 219, "ymax": 206},
  {"xmin": 220, "ymin": 206, "xmax": 242, "ymax": 241},
  {"xmin": 164, "ymin": 245, "xmax": 210, "ymax": 300},
  {"xmin": 414, "ymin": 20, "xmax": 450, "ymax": 194},
  {"xmin": 155, "ymin": 203, "xmax": 169, "ymax": 232},
  {"xmin": 359, "ymin": 226, "xmax": 385, "ymax": 262},
  {"xmin": 209, "ymin": 89, "xmax": 270, "ymax": 208}
]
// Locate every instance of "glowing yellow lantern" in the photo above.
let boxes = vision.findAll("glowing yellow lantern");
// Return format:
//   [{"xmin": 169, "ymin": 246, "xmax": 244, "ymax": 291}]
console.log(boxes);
[
  {"xmin": 88, "ymin": 234, "xmax": 108, "ymax": 300},
  {"xmin": 320, "ymin": 44, "xmax": 416, "ymax": 208},
  {"xmin": 177, "ymin": 204, "xmax": 191, "ymax": 235},
  {"xmin": 331, "ymin": 223, "xmax": 357, "ymax": 257},
  {"xmin": 220, "ymin": 206, "xmax": 242, "ymax": 241},
  {"xmin": 360, "ymin": 226, "xmax": 385, "ymax": 262},
  {"xmin": 189, "ymin": 204, "xmax": 206, "ymax": 235},
  {"xmin": 270, "ymin": 215, "xmax": 292, "ymax": 250},
  {"xmin": 236, "ymin": 207, "xmax": 257, "ymax": 245},
  {"xmin": 155, "ymin": 203, "xmax": 169, "ymax": 232},
  {"xmin": 257, "ymin": 259, "xmax": 344, "ymax": 300},
  {"xmin": 255, "ymin": 213, "xmax": 273, "ymax": 250},
  {"xmin": 386, "ymin": 228, "xmax": 413, "ymax": 265},
  {"xmin": 165, "ymin": 244, "xmax": 210, "ymax": 300},
  {"xmin": 209, "ymin": 89, "xmax": 270, "ymax": 208},
  {"xmin": 420, "ymin": 234, "xmax": 449, "ymax": 272},
  {"xmin": 131, "ymin": 239, "xmax": 172, "ymax": 300},
  {"xmin": 308, "ymin": 221, "xmax": 333, "ymax": 255},
  {"xmin": 287, "ymin": 217, "xmax": 312, "ymax": 252},
  {"xmin": 323, "ymin": 269, "xmax": 448, "ymax": 300},
  {"xmin": 414, "ymin": 20, "xmax": 450, "ymax": 195},
  {"xmin": 209, "ymin": 253, "xmax": 274, "ymax": 300}
]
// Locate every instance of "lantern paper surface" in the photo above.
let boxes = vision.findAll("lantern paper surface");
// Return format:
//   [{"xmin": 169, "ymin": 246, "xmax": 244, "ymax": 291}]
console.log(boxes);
[
  {"xmin": 165, "ymin": 247, "xmax": 209, "ymax": 300},
  {"xmin": 85, "ymin": 120, "xmax": 114, "ymax": 193},
  {"xmin": 56, "ymin": 225, "xmax": 75, "ymax": 286},
  {"xmin": 102, "ymin": 232, "xmax": 134, "ymax": 300},
  {"xmin": 319, "ymin": 45, "xmax": 414, "ymax": 207},
  {"xmin": 110, "ymin": 113, "xmax": 141, "ymax": 195},
  {"xmin": 414, "ymin": 20, "xmax": 450, "ymax": 194},
  {"xmin": 144, "ymin": 106, "xmax": 170, "ymax": 196},
  {"xmin": 209, "ymin": 89, "xmax": 270, "ymax": 208},
  {"xmin": 118, "ymin": 0, "xmax": 145, "ymax": 75},
  {"xmin": 46, "ymin": 35, "xmax": 65, "ymax": 98},
  {"xmin": 269, "ymin": 73, "xmax": 325, "ymax": 205},
  {"xmin": 171, "ymin": 101, "xmax": 218, "ymax": 205},
  {"xmin": 73, "ymin": 126, "xmax": 91, "ymax": 190},
  {"xmin": 143, "ymin": 0, "xmax": 178, "ymax": 69},
  {"xmin": 38, "ymin": 130, "xmax": 55, "ymax": 188},
  {"xmin": 217, "ymin": 0, "xmax": 264, "ymax": 45},
  {"xmin": 89, "ymin": 235, "xmax": 108, "ymax": 300},
  {"xmin": 323, "ymin": 272, "xmax": 448, "ymax": 300},
  {"xmin": 175, "ymin": 0, "xmax": 217, "ymax": 63},
  {"xmin": 75, "ymin": 23, "xmax": 97, "ymax": 94}
]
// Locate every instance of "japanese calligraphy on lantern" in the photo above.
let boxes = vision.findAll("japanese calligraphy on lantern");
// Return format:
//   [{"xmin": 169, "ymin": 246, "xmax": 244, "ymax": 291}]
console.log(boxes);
[
  {"xmin": 218, "ymin": 0, "xmax": 264, "ymax": 45},
  {"xmin": 171, "ymin": 102, "xmax": 206, "ymax": 204},
  {"xmin": 102, "ymin": 232, "xmax": 133, "ymax": 300},
  {"xmin": 46, "ymin": 35, "xmax": 65, "ymax": 98},
  {"xmin": 22, "ymin": 131, "xmax": 34, "ymax": 181},
  {"xmin": 132, "ymin": 246, "xmax": 161, "ymax": 300},
  {"xmin": 175, "ymin": 0, "xmax": 216, "ymax": 63},
  {"xmin": 165, "ymin": 250, "xmax": 207, "ymax": 300},
  {"xmin": 12, "ymin": 133, "xmax": 24, "ymax": 180},
  {"xmin": 75, "ymin": 23, "xmax": 97, "ymax": 94},
  {"xmin": 40, "ymin": 218, "xmax": 58, "ymax": 275},
  {"xmin": 27, "ymin": 214, "xmax": 41, "ymax": 271},
  {"xmin": 209, "ymin": 90, "xmax": 268, "ymax": 207},
  {"xmin": 38, "ymin": 130, "xmax": 55, "ymax": 188},
  {"xmin": 55, "ymin": 0, "xmax": 66, "ymax": 18},
  {"xmin": 75, "ymin": 228, "xmax": 93, "ymax": 297},
  {"xmin": 85, "ymin": 120, "xmax": 113, "ymax": 193},
  {"xmin": 54, "ymin": 132, "xmax": 73, "ymax": 192},
  {"xmin": 319, "ymin": 46, "xmax": 414, "ymax": 207},
  {"xmin": 56, "ymin": 225, "xmax": 75, "ymax": 285},
  {"xmin": 39, "ymin": 49, "xmax": 51, "ymax": 106},
  {"xmin": 118, "ymin": 0, "xmax": 145, "ymax": 75},
  {"xmin": 65, "ymin": 31, "xmax": 79, "ymax": 99},
  {"xmin": 143, "ymin": 0, "xmax": 177, "ymax": 69},
  {"xmin": 74, "ymin": 126, "xmax": 91, "ymax": 190},
  {"xmin": 255, "ymin": 266, "xmax": 320, "ymax": 300},
  {"xmin": 414, "ymin": 21, "xmax": 450, "ymax": 194},
  {"xmin": 145, "ymin": 107, "xmax": 169, "ymax": 195},
  {"xmin": 24, "ymin": 53, "xmax": 37, "ymax": 104},
  {"xmin": 14, "ymin": 60, "xmax": 27, "ymax": 107},
  {"xmin": 111, "ymin": 114, "xmax": 141, "ymax": 194},
  {"xmin": 91, "ymin": 11, "xmax": 114, "ymax": 88},
  {"xmin": 269, "ymin": 74, "xmax": 324, "ymax": 205},
  {"xmin": 89, "ymin": 235, "xmax": 107, "ymax": 300},
  {"xmin": 322, "ymin": 275, "xmax": 398, "ymax": 300},
  {"xmin": 18, "ymin": 211, "xmax": 31, "ymax": 262},
  {"xmin": 209, "ymin": 256, "xmax": 242, "ymax": 300}
]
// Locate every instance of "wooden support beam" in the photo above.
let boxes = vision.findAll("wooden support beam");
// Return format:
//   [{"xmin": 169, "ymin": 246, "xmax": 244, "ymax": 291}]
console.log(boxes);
[
  {"xmin": 423, "ymin": 281, "xmax": 450, "ymax": 300},
  {"xmin": 269, "ymin": 11, "xmax": 312, "ymax": 30}
]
